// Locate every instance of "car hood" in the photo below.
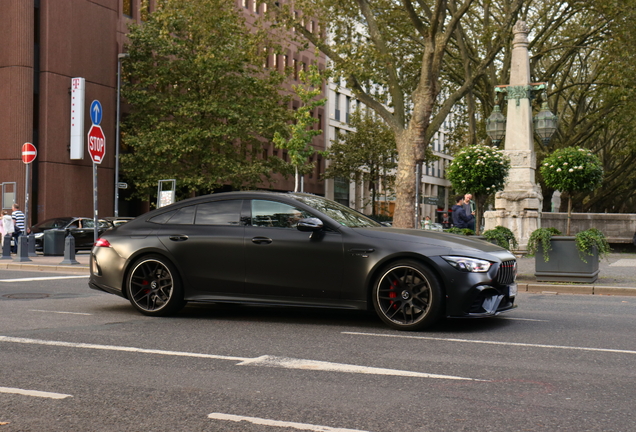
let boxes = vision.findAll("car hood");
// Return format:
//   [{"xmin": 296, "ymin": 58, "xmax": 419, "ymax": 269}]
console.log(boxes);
[{"xmin": 355, "ymin": 227, "xmax": 513, "ymax": 258}]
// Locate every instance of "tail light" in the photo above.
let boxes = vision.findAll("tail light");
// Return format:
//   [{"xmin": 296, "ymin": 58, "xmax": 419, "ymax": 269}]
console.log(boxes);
[{"xmin": 94, "ymin": 238, "xmax": 111, "ymax": 248}]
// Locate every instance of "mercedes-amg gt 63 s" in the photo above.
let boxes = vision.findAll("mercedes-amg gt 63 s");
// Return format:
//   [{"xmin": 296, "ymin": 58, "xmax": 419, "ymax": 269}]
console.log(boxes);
[{"xmin": 89, "ymin": 191, "xmax": 517, "ymax": 330}]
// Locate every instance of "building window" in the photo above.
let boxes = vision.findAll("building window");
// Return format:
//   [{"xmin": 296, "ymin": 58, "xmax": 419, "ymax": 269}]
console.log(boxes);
[
  {"xmin": 293, "ymin": 58, "xmax": 298, "ymax": 80},
  {"xmin": 263, "ymin": 47, "xmax": 268, "ymax": 68},
  {"xmin": 123, "ymin": 0, "xmax": 133, "ymax": 17},
  {"xmin": 253, "ymin": 1, "xmax": 257, "ymax": 13},
  {"xmin": 345, "ymin": 96, "xmax": 351, "ymax": 123},
  {"xmin": 242, "ymin": 0, "xmax": 248, "ymax": 8},
  {"xmin": 273, "ymin": 54, "xmax": 279, "ymax": 70},
  {"xmin": 309, "ymin": 20, "xmax": 315, "ymax": 33},
  {"xmin": 334, "ymin": 93, "xmax": 341, "ymax": 121},
  {"xmin": 334, "ymin": 177, "xmax": 349, "ymax": 206},
  {"xmin": 263, "ymin": 3, "xmax": 267, "ymax": 13}
]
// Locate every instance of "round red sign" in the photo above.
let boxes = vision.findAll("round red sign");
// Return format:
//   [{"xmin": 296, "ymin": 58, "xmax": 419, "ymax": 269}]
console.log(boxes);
[
  {"xmin": 87, "ymin": 125, "xmax": 106, "ymax": 164},
  {"xmin": 22, "ymin": 142, "xmax": 37, "ymax": 164}
]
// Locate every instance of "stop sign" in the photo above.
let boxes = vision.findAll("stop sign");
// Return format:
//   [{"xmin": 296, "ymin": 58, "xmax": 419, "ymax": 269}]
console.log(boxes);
[
  {"xmin": 22, "ymin": 142, "xmax": 37, "ymax": 164},
  {"xmin": 87, "ymin": 124, "xmax": 106, "ymax": 164}
]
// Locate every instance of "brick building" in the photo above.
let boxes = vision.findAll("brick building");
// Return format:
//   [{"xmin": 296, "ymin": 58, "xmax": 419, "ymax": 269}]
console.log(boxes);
[{"xmin": 0, "ymin": 0, "xmax": 326, "ymax": 228}]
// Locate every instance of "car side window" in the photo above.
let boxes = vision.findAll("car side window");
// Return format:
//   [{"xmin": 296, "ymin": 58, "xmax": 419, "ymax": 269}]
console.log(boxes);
[
  {"xmin": 148, "ymin": 210, "xmax": 176, "ymax": 224},
  {"xmin": 195, "ymin": 200, "xmax": 242, "ymax": 225},
  {"xmin": 251, "ymin": 200, "xmax": 310, "ymax": 229},
  {"xmin": 83, "ymin": 219, "xmax": 94, "ymax": 228},
  {"xmin": 166, "ymin": 206, "xmax": 195, "ymax": 225}
]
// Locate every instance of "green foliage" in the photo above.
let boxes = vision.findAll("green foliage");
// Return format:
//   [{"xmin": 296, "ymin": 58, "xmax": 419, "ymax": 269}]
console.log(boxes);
[
  {"xmin": 540, "ymin": 147, "xmax": 603, "ymax": 195},
  {"xmin": 273, "ymin": 64, "xmax": 326, "ymax": 192},
  {"xmin": 447, "ymin": 145, "xmax": 510, "ymax": 195},
  {"xmin": 445, "ymin": 227, "xmax": 475, "ymax": 236},
  {"xmin": 120, "ymin": 0, "xmax": 290, "ymax": 199},
  {"xmin": 527, "ymin": 227, "xmax": 563, "ymax": 262},
  {"xmin": 575, "ymin": 228, "xmax": 611, "ymax": 263},
  {"xmin": 322, "ymin": 111, "xmax": 397, "ymax": 213},
  {"xmin": 446, "ymin": 144, "xmax": 510, "ymax": 234},
  {"xmin": 482, "ymin": 226, "xmax": 518, "ymax": 250}
]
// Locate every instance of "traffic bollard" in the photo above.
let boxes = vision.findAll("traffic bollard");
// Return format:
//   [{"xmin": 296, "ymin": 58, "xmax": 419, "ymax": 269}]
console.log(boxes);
[
  {"xmin": 60, "ymin": 234, "xmax": 79, "ymax": 265},
  {"xmin": 1, "ymin": 234, "xmax": 11, "ymax": 259},
  {"xmin": 28, "ymin": 233, "xmax": 37, "ymax": 257},
  {"xmin": 14, "ymin": 235, "xmax": 32, "ymax": 262}
]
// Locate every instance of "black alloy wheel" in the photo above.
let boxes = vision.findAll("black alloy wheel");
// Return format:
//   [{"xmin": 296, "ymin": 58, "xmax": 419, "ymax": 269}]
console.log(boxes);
[
  {"xmin": 372, "ymin": 260, "xmax": 443, "ymax": 331},
  {"xmin": 126, "ymin": 255, "xmax": 185, "ymax": 316}
]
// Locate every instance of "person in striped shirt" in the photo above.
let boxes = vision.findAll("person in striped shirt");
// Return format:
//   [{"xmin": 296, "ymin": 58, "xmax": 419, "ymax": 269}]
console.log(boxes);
[{"xmin": 11, "ymin": 203, "xmax": 25, "ymax": 253}]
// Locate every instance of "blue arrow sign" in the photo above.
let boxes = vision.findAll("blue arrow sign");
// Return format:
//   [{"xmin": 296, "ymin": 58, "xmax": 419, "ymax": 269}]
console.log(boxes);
[{"xmin": 90, "ymin": 100, "xmax": 103, "ymax": 125}]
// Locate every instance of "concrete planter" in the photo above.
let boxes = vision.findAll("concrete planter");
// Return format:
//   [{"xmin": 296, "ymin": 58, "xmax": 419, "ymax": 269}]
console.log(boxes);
[{"xmin": 534, "ymin": 236, "xmax": 599, "ymax": 283}]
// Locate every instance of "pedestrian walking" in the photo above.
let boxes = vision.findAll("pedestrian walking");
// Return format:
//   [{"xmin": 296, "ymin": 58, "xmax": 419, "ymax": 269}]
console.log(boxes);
[
  {"xmin": 11, "ymin": 203, "xmax": 25, "ymax": 253},
  {"xmin": 2, "ymin": 210, "xmax": 14, "ymax": 249}
]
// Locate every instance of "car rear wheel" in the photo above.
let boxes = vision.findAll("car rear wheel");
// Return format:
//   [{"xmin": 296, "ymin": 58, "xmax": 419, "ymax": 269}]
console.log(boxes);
[
  {"xmin": 126, "ymin": 255, "xmax": 185, "ymax": 316},
  {"xmin": 372, "ymin": 260, "xmax": 443, "ymax": 331}
]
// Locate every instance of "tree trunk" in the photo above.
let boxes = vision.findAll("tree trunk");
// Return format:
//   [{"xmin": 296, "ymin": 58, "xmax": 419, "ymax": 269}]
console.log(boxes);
[
  {"xmin": 392, "ymin": 130, "xmax": 417, "ymax": 228},
  {"xmin": 567, "ymin": 195, "xmax": 572, "ymax": 236}
]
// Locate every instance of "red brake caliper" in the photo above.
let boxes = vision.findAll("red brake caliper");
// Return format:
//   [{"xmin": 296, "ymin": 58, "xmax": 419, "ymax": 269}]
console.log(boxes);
[
  {"xmin": 141, "ymin": 279, "xmax": 150, "ymax": 294},
  {"xmin": 389, "ymin": 279, "xmax": 398, "ymax": 309}
]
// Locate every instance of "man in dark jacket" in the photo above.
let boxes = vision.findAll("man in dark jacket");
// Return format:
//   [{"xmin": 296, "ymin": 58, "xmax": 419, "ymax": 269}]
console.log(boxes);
[{"xmin": 451, "ymin": 195, "xmax": 475, "ymax": 229}]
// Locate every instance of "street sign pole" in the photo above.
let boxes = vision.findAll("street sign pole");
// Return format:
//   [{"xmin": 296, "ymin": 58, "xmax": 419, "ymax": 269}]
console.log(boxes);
[
  {"xmin": 93, "ymin": 162, "xmax": 98, "ymax": 243},
  {"xmin": 21, "ymin": 143, "xmax": 37, "ymax": 230}
]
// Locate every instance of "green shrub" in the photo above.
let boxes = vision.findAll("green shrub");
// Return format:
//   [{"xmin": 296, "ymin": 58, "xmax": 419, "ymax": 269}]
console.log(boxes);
[
  {"xmin": 527, "ymin": 227, "xmax": 562, "ymax": 261},
  {"xmin": 482, "ymin": 226, "xmax": 518, "ymax": 250}
]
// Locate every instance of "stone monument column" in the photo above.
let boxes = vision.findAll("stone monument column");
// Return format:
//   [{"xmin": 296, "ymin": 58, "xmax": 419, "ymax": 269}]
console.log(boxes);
[{"xmin": 484, "ymin": 21, "xmax": 542, "ymax": 250}]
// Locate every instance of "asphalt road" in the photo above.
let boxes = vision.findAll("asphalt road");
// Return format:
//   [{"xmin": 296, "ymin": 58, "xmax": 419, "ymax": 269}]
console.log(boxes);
[{"xmin": 1, "ymin": 269, "xmax": 635, "ymax": 431}]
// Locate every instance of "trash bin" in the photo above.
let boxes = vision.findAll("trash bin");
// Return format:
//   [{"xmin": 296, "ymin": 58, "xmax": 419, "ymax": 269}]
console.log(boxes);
[{"xmin": 43, "ymin": 230, "xmax": 66, "ymax": 256}]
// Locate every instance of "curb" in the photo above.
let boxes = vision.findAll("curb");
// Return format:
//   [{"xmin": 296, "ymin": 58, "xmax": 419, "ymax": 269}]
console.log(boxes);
[
  {"xmin": 518, "ymin": 283, "xmax": 636, "ymax": 297},
  {"xmin": 0, "ymin": 262, "xmax": 90, "ymax": 275}
]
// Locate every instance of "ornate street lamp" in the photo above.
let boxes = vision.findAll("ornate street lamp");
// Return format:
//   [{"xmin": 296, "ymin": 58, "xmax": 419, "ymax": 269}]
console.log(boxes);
[
  {"xmin": 486, "ymin": 104, "xmax": 507, "ymax": 146},
  {"xmin": 533, "ymin": 99, "xmax": 558, "ymax": 146}
]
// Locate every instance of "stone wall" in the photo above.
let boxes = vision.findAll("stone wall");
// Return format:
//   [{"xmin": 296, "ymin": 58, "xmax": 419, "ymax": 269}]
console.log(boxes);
[{"xmin": 541, "ymin": 213, "xmax": 636, "ymax": 243}]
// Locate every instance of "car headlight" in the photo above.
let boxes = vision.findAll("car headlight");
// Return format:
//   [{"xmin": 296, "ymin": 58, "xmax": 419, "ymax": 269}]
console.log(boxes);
[
  {"xmin": 34, "ymin": 233, "xmax": 44, "ymax": 239},
  {"xmin": 442, "ymin": 256, "xmax": 492, "ymax": 272}
]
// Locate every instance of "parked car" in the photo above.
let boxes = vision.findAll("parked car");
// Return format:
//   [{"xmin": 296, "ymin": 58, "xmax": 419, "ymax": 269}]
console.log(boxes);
[
  {"xmin": 31, "ymin": 217, "xmax": 111, "ymax": 252},
  {"xmin": 89, "ymin": 191, "xmax": 518, "ymax": 330}
]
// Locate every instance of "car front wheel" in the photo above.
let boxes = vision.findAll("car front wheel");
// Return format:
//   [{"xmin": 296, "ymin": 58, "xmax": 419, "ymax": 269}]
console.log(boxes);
[
  {"xmin": 126, "ymin": 255, "xmax": 185, "ymax": 316},
  {"xmin": 372, "ymin": 260, "xmax": 444, "ymax": 331}
]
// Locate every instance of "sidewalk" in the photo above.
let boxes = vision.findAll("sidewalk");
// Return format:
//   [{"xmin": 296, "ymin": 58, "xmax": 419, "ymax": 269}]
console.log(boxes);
[
  {"xmin": 0, "ymin": 251, "xmax": 634, "ymax": 296},
  {"xmin": 0, "ymin": 252, "xmax": 90, "ymax": 274},
  {"xmin": 515, "ymin": 252, "xmax": 636, "ymax": 296}
]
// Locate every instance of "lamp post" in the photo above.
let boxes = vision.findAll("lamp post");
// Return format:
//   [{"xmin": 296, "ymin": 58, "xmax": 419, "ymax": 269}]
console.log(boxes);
[
  {"xmin": 486, "ymin": 104, "xmax": 506, "ymax": 146},
  {"xmin": 486, "ymin": 89, "xmax": 558, "ymax": 147},
  {"xmin": 115, "ymin": 52, "xmax": 129, "ymax": 218}
]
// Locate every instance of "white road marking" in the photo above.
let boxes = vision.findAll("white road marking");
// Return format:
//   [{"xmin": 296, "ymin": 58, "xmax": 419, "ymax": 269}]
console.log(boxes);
[
  {"xmin": 29, "ymin": 310, "xmax": 92, "ymax": 316},
  {"xmin": 343, "ymin": 331, "xmax": 636, "ymax": 355},
  {"xmin": 237, "ymin": 355, "xmax": 481, "ymax": 381},
  {"xmin": 0, "ymin": 336, "xmax": 480, "ymax": 381},
  {"xmin": 208, "ymin": 413, "xmax": 370, "ymax": 432},
  {"xmin": 0, "ymin": 386, "xmax": 72, "ymax": 399},
  {"xmin": 0, "ymin": 275, "xmax": 88, "ymax": 283},
  {"xmin": 500, "ymin": 317, "xmax": 549, "ymax": 322}
]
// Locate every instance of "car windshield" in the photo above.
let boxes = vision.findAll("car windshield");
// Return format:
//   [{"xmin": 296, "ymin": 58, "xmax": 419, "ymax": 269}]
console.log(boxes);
[
  {"xmin": 35, "ymin": 218, "xmax": 72, "ymax": 229},
  {"xmin": 291, "ymin": 194, "xmax": 382, "ymax": 228}
]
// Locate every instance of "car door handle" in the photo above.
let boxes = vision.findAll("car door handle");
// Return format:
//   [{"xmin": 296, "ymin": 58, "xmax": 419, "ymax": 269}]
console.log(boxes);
[
  {"xmin": 251, "ymin": 237, "xmax": 272, "ymax": 245},
  {"xmin": 169, "ymin": 235, "xmax": 188, "ymax": 242}
]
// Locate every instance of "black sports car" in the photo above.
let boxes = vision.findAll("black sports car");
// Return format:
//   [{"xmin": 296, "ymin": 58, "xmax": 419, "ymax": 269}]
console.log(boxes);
[{"xmin": 89, "ymin": 191, "xmax": 517, "ymax": 330}]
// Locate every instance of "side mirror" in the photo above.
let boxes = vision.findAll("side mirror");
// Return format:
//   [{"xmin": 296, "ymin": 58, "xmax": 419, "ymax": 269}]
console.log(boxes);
[{"xmin": 297, "ymin": 217, "xmax": 323, "ymax": 232}]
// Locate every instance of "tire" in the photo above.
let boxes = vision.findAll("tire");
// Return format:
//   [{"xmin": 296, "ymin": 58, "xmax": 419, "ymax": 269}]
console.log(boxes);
[
  {"xmin": 372, "ymin": 260, "xmax": 444, "ymax": 331},
  {"xmin": 126, "ymin": 255, "xmax": 185, "ymax": 316}
]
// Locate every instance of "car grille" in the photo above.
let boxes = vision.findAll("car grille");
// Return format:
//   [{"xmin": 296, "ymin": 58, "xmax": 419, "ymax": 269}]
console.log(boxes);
[{"xmin": 496, "ymin": 260, "xmax": 517, "ymax": 285}]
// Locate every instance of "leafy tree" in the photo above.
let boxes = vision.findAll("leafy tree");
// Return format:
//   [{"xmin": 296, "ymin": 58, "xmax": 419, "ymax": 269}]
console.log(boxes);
[
  {"xmin": 263, "ymin": 0, "xmax": 525, "ymax": 228},
  {"xmin": 539, "ymin": 147, "xmax": 603, "ymax": 235},
  {"xmin": 120, "ymin": 0, "xmax": 290, "ymax": 200},
  {"xmin": 322, "ymin": 111, "xmax": 397, "ymax": 215},
  {"xmin": 273, "ymin": 65, "xmax": 326, "ymax": 192},
  {"xmin": 446, "ymin": 144, "xmax": 510, "ymax": 234}
]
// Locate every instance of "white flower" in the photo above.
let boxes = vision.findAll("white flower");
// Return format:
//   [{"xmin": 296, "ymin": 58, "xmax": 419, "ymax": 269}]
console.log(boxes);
[
  {"xmin": 569, "ymin": 168, "xmax": 574, "ymax": 172},
  {"xmin": 578, "ymin": 166, "xmax": 583, "ymax": 169},
  {"xmin": 492, "ymin": 185, "xmax": 496, "ymax": 188},
  {"xmin": 544, "ymin": 163, "xmax": 549, "ymax": 166},
  {"xmin": 462, "ymin": 180, "xmax": 466, "ymax": 183},
  {"xmin": 486, "ymin": 187, "xmax": 490, "ymax": 191},
  {"xmin": 563, "ymin": 162, "xmax": 568, "ymax": 166},
  {"xmin": 550, "ymin": 165, "xmax": 554, "ymax": 168},
  {"xmin": 557, "ymin": 168, "xmax": 562, "ymax": 172}
]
